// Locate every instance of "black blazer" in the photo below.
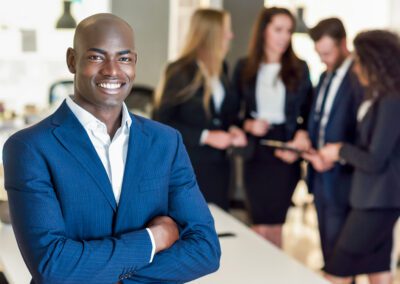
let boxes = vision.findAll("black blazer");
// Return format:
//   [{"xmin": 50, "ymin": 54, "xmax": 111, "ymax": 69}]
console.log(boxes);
[
  {"xmin": 153, "ymin": 59, "xmax": 240, "ymax": 163},
  {"xmin": 232, "ymin": 58, "xmax": 313, "ymax": 141},
  {"xmin": 307, "ymin": 66, "xmax": 363, "ymax": 205},
  {"xmin": 340, "ymin": 95, "xmax": 400, "ymax": 209}
]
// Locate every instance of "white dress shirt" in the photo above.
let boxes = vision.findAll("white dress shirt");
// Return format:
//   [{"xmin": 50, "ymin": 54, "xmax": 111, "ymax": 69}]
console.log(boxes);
[
  {"xmin": 316, "ymin": 56, "xmax": 353, "ymax": 148},
  {"xmin": 210, "ymin": 76, "xmax": 225, "ymax": 113},
  {"xmin": 200, "ymin": 77, "xmax": 226, "ymax": 144},
  {"xmin": 357, "ymin": 99, "xmax": 374, "ymax": 122},
  {"xmin": 66, "ymin": 96, "xmax": 155, "ymax": 262},
  {"xmin": 255, "ymin": 63, "xmax": 286, "ymax": 124}
]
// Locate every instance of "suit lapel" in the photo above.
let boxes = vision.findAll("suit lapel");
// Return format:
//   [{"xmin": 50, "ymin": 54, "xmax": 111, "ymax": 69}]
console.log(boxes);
[
  {"xmin": 52, "ymin": 102, "xmax": 117, "ymax": 211},
  {"xmin": 248, "ymin": 78, "xmax": 257, "ymax": 114},
  {"xmin": 308, "ymin": 72, "xmax": 327, "ymax": 145},
  {"xmin": 219, "ymin": 74, "xmax": 230, "ymax": 114},
  {"xmin": 115, "ymin": 115, "xmax": 150, "ymax": 221},
  {"xmin": 330, "ymin": 70, "xmax": 351, "ymax": 114},
  {"xmin": 325, "ymin": 70, "xmax": 351, "ymax": 130}
]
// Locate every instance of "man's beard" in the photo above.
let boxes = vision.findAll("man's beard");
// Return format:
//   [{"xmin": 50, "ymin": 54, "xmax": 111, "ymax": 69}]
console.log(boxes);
[{"xmin": 333, "ymin": 52, "xmax": 348, "ymax": 70}]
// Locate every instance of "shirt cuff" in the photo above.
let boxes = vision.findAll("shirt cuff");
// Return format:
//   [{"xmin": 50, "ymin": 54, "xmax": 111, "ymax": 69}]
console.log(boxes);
[
  {"xmin": 200, "ymin": 130, "xmax": 209, "ymax": 145},
  {"xmin": 146, "ymin": 228, "xmax": 156, "ymax": 263}
]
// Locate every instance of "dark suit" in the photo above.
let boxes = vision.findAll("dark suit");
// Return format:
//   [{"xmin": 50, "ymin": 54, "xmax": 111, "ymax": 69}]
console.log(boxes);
[
  {"xmin": 307, "ymin": 63, "xmax": 363, "ymax": 262},
  {"xmin": 233, "ymin": 58, "xmax": 312, "ymax": 140},
  {"xmin": 154, "ymin": 59, "xmax": 240, "ymax": 210},
  {"xmin": 340, "ymin": 95, "xmax": 400, "ymax": 208},
  {"xmin": 232, "ymin": 58, "xmax": 313, "ymax": 224},
  {"xmin": 3, "ymin": 102, "xmax": 221, "ymax": 284},
  {"xmin": 324, "ymin": 95, "xmax": 400, "ymax": 276}
]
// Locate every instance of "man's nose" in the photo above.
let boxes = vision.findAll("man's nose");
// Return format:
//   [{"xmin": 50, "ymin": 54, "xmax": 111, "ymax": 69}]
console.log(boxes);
[{"xmin": 101, "ymin": 59, "xmax": 120, "ymax": 77}]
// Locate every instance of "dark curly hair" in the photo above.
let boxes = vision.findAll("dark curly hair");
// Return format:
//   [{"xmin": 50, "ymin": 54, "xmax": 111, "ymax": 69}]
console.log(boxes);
[{"xmin": 353, "ymin": 30, "xmax": 400, "ymax": 98}]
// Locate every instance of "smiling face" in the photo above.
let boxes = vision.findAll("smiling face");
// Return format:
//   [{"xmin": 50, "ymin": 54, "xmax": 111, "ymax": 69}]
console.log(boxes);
[{"xmin": 67, "ymin": 16, "xmax": 136, "ymax": 112}]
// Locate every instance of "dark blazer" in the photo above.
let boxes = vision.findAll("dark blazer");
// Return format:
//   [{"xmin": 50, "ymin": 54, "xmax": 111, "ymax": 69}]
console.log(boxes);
[
  {"xmin": 340, "ymin": 95, "xmax": 400, "ymax": 209},
  {"xmin": 154, "ymin": 59, "xmax": 240, "ymax": 163},
  {"xmin": 3, "ymin": 102, "xmax": 220, "ymax": 284},
  {"xmin": 307, "ymin": 66, "xmax": 363, "ymax": 205},
  {"xmin": 232, "ymin": 58, "xmax": 313, "ymax": 142}
]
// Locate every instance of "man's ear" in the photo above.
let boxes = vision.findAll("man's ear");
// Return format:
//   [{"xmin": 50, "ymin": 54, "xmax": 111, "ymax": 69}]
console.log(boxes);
[{"xmin": 66, "ymin": 47, "xmax": 76, "ymax": 74}]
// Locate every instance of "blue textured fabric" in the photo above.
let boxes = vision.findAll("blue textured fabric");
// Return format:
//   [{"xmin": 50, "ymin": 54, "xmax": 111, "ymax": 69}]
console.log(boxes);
[{"xmin": 3, "ymin": 101, "xmax": 220, "ymax": 284}]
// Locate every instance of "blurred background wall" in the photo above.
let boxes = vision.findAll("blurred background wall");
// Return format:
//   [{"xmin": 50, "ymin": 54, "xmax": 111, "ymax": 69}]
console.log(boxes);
[{"xmin": 0, "ymin": 0, "xmax": 399, "ymax": 114}]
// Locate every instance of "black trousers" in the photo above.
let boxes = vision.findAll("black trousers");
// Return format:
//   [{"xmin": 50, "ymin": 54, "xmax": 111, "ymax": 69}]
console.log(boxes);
[{"xmin": 313, "ymin": 174, "xmax": 350, "ymax": 263}]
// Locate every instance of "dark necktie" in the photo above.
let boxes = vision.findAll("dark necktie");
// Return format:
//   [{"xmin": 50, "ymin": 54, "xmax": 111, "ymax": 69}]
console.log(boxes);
[
  {"xmin": 314, "ymin": 71, "xmax": 336, "ymax": 122},
  {"xmin": 313, "ymin": 71, "xmax": 336, "ymax": 148}
]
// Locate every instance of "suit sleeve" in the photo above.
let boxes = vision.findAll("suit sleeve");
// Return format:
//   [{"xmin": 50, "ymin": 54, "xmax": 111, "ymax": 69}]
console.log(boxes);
[
  {"xmin": 154, "ymin": 66, "xmax": 204, "ymax": 147},
  {"xmin": 231, "ymin": 59, "xmax": 248, "ymax": 123},
  {"xmin": 4, "ymin": 136, "xmax": 154, "ymax": 284},
  {"xmin": 128, "ymin": 131, "xmax": 221, "ymax": 283},
  {"xmin": 297, "ymin": 62, "xmax": 314, "ymax": 130},
  {"xmin": 340, "ymin": 96, "xmax": 400, "ymax": 173}
]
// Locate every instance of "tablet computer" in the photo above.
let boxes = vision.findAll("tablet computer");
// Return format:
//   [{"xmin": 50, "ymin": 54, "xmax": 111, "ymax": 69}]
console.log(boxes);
[{"xmin": 260, "ymin": 139, "xmax": 304, "ymax": 154}]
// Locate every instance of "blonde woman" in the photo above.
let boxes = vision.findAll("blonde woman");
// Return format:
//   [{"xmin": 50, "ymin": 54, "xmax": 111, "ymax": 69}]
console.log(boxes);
[{"xmin": 153, "ymin": 9, "xmax": 246, "ymax": 210}]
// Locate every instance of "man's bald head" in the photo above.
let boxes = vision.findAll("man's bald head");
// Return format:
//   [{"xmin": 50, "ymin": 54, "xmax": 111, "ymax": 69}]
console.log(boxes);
[
  {"xmin": 73, "ymin": 13, "xmax": 134, "ymax": 50},
  {"xmin": 66, "ymin": 13, "xmax": 137, "ymax": 113}
]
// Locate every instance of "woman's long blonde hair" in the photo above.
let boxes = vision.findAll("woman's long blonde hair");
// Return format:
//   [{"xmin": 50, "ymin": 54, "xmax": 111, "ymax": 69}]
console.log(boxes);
[{"xmin": 154, "ymin": 8, "xmax": 230, "ymax": 112}]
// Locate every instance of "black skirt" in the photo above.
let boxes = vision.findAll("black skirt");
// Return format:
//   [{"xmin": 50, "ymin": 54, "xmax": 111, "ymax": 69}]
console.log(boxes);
[
  {"xmin": 324, "ymin": 208, "xmax": 400, "ymax": 276},
  {"xmin": 244, "ymin": 125, "xmax": 301, "ymax": 224}
]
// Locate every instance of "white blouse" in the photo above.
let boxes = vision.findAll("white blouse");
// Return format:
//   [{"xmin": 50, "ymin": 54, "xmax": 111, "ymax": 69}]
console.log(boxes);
[
  {"xmin": 255, "ymin": 63, "xmax": 286, "ymax": 124},
  {"xmin": 211, "ymin": 76, "xmax": 225, "ymax": 113}
]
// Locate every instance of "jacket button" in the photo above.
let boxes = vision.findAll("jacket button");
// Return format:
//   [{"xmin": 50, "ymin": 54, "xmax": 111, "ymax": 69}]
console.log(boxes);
[{"xmin": 212, "ymin": 118, "xmax": 221, "ymax": 126}]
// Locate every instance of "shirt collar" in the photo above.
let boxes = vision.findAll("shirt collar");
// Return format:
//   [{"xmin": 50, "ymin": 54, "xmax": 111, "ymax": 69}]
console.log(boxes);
[
  {"xmin": 335, "ymin": 56, "xmax": 353, "ymax": 78},
  {"xmin": 66, "ymin": 96, "xmax": 132, "ymax": 131}
]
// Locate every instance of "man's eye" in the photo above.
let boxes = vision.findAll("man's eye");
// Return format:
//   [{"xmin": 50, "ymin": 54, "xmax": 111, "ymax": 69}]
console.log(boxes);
[
  {"xmin": 88, "ymin": 55, "xmax": 103, "ymax": 61},
  {"xmin": 119, "ymin": 57, "xmax": 132, "ymax": 62}
]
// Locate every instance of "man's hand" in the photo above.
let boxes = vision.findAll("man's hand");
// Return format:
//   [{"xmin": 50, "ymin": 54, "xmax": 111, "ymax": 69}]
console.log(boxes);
[
  {"xmin": 302, "ymin": 149, "xmax": 334, "ymax": 172},
  {"xmin": 244, "ymin": 119, "xmax": 269, "ymax": 137},
  {"xmin": 204, "ymin": 130, "xmax": 232, "ymax": 150},
  {"xmin": 229, "ymin": 126, "xmax": 248, "ymax": 147},
  {"xmin": 148, "ymin": 216, "xmax": 179, "ymax": 253}
]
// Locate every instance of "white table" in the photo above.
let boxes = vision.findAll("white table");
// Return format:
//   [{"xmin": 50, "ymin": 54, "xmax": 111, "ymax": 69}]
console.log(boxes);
[
  {"xmin": 190, "ymin": 204, "xmax": 329, "ymax": 284},
  {"xmin": 0, "ymin": 205, "xmax": 328, "ymax": 284},
  {"xmin": 0, "ymin": 224, "xmax": 31, "ymax": 284}
]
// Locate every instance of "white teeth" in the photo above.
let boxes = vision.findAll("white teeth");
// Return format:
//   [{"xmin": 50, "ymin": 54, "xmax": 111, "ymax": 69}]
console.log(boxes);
[{"xmin": 98, "ymin": 83, "xmax": 122, "ymax": 89}]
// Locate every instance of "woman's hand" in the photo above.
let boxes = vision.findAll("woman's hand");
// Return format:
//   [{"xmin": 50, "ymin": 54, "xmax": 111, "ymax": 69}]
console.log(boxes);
[
  {"xmin": 204, "ymin": 130, "xmax": 232, "ymax": 150},
  {"xmin": 292, "ymin": 130, "xmax": 312, "ymax": 152},
  {"xmin": 274, "ymin": 141, "xmax": 299, "ymax": 164},
  {"xmin": 244, "ymin": 119, "xmax": 269, "ymax": 137},
  {"xmin": 302, "ymin": 149, "xmax": 334, "ymax": 172},
  {"xmin": 229, "ymin": 126, "xmax": 248, "ymax": 147},
  {"xmin": 319, "ymin": 143, "xmax": 343, "ymax": 163}
]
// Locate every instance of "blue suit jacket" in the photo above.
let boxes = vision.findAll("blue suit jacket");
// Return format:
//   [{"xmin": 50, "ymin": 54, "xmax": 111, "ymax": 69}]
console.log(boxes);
[
  {"xmin": 3, "ymin": 101, "xmax": 220, "ymax": 284},
  {"xmin": 307, "ymin": 67, "xmax": 363, "ymax": 205}
]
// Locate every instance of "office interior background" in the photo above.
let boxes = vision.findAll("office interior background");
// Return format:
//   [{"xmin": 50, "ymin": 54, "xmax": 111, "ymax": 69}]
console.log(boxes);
[{"xmin": 0, "ymin": 0, "xmax": 400, "ymax": 283}]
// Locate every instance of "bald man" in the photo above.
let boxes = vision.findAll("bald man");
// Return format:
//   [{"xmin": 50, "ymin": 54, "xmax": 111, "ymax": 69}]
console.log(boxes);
[{"xmin": 3, "ymin": 13, "xmax": 220, "ymax": 284}]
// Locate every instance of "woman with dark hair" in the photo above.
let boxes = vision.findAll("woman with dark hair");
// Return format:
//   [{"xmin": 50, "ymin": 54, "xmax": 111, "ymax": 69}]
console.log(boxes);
[
  {"xmin": 232, "ymin": 7, "xmax": 313, "ymax": 247},
  {"xmin": 154, "ymin": 9, "xmax": 246, "ymax": 210},
  {"xmin": 320, "ymin": 30, "xmax": 400, "ymax": 284}
]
